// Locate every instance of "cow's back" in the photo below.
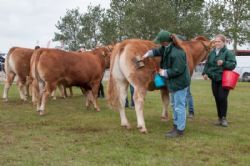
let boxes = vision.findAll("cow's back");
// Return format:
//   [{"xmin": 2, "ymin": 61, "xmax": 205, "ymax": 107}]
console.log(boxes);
[
  {"xmin": 36, "ymin": 49, "xmax": 104, "ymax": 88},
  {"xmin": 5, "ymin": 47, "xmax": 34, "ymax": 78},
  {"xmin": 108, "ymin": 39, "xmax": 159, "ymax": 108}
]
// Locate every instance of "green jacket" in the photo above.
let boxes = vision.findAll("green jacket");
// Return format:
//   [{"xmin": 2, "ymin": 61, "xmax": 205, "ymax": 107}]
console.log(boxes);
[
  {"xmin": 152, "ymin": 43, "xmax": 190, "ymax": 92},
  {"xmin": 202, "ymin": 46, "xmax": 237, "ymax": 81}
]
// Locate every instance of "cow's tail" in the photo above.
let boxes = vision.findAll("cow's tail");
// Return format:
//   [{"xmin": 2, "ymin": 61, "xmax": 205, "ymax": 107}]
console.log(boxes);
[
  {"xmin": 107, "ymin": 43, "xmax": 125, "ymax": 109},
  {"xmin": 32, "ymin": 49, "xmax": 45, "ymax": 86},
  {"xmin": 4, "ymin": 47, "xmax": 18, "ymax": 74},
  {"xmin": 172, "ymin": 34, "xmax": 185, "ymax": 50}
]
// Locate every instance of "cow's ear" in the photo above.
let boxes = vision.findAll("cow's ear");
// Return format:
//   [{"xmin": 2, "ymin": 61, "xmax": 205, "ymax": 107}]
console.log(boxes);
[
  {"xmin": 210, "ymin": 40, "xmax": 216, "ymax": 48},
  {"xmin": 102, "ymin": 51, "xmax": 106, "ymax": 57}
]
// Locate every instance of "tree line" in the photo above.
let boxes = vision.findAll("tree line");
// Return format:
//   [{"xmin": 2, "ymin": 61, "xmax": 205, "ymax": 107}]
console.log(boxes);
[{"xmin": 53, "ymin": 0, "xmax": 250, "ymax": 51}]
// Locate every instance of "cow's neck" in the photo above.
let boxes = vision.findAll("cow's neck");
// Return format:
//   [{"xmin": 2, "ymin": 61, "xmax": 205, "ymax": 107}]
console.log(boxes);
[
  {"xmin": 193, "ymin": 41, "xmax": 210, "ymax": 66},
  {"xmin": 92, "ymin": 48, "xmax": 107, "ymax": 69}
]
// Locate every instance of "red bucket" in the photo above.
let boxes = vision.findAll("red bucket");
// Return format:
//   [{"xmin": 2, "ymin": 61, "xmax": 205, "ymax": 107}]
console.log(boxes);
[{"xmin": 222, "ymin": 70, "xmax": 240, "ymax": 90}]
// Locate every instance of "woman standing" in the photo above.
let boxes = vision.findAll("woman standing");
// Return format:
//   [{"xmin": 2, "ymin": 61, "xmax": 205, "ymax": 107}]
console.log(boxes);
[{"xmin": 202, "ymin": 34, "xmax": 237, "ymax": 127}]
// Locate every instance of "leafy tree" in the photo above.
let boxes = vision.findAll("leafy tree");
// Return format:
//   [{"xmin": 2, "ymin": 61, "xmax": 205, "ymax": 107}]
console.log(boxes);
[
  {"xmin": 167, "ymin": 0, "xmax": 206, "ymax": 39},
  {"xmin": 206, "ymin": 0, "xmax": 250, "ymax": 51},
  {"xmin": 56, "ymin": 0, "xmax": 250, "ymax": 51},
  {"xmin": 54, "ymin": 8, "xmax": 82, "ymax": 51},
  {"xmin": 99, "ymin": 11, "xmax": 118, "ymax": 45},
  {"xmin": 106, "ymin": 0, "xmax": 206, "ymax": 40},
  {"xmin": 78, "ymin": 5, "xmax": 105, "ymax": 49}
]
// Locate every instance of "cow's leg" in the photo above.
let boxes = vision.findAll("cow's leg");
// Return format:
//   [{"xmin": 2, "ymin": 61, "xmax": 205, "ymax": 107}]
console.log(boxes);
[
  {"xmin": 51, "ymin": 84, "xmax": 66, "ymax": 100},
  {"xmin": 90, "ymin": 83, "xmax": 101, "ymax": 112},
  {"xmin": 116, "ymin": 80, "xmax": 130, "ymax": 129},
  {"xmin": 17, "ymin": 79, "xmax": 27, "ymax": 101},
  {"xmin": 31, "ymin": 79, "xmax": 39, "ymax": 105},
  {"xmin": 133, "ymin": 87, "xmax": 147, "ymax": 133},
  {"xmin": 160, "ymin": 88, "xmax": 170, "ymax": 121},
  {"xmin": 58, "ymin": 84, "xmax": 66, "ymax": 98},
  {"xmin": 25, "ymin": 84, "xmax": 30, "ymax": 98},
  {"xmin": 3, "ymin": 72, "xmax": 15, "ymax": 102},
  {"xmin": 38, "ymin": 82, "xmax": 57, "ymax": 115},
  {"xmin": 69, "ymin": 87, "xmax": 73, "ymax": 97},
  {"xmin": 25, "ymin": 76, "xmax": 31, "ymax": 97},
  {"xmin": 51, "ymin": 90, "xmax": 56, "ymax": 100},
  {"xmin": 85, "ymin": 90, "xmax": 92, "ymax": 110},
  {"xmin": 36, "ymin": 81, "xmax": 45, "ymax": 112}
]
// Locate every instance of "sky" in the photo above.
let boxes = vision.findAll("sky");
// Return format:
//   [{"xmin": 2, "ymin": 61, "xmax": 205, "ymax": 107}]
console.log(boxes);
[
  {"xmin": 0, "ymin": 0, "xmax": 110, "ymax": 53},
  {"xmin": 0, "ymin": 0, "xmax": 248, "ymax": 53}
]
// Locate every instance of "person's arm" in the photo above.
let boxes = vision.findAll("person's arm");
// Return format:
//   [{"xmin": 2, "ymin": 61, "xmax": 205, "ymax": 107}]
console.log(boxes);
[
  {"xmin": 223, "ymin": 50, "xmax": 237, "ymax": 70},
  {"xmin": 202, "ymin": 52, "xmax": 211, "ymax": 76},
  {"xmin": 202, "ymin": 61, "xmax": 208, "ymax": 75},
  {"xmin": 142, "ymin": 46, "xmax": 164, "ymax": 59}
]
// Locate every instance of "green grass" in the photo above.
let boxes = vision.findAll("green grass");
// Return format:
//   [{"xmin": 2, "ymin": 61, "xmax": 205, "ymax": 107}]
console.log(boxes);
[{"xmin": 0, "ymin": 80, "xmax": 250, "ymax": 166}]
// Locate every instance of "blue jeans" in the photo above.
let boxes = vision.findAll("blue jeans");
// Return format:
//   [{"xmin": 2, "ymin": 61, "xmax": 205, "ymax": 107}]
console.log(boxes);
[
  {"xmin": 125, "ymin": 85, "xmax": 134, "ymax": 107},
  {"xmin": 170, "ymin": 87, "xmax": 188, "ymax": 131},
  {"xmin": 186, "ymin": 86, "xmax": 194, "ymax": 114}
]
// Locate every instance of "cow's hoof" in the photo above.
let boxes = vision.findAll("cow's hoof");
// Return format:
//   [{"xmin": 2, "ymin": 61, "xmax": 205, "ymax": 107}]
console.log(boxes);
[
  {"xmin": 121, "ymin": 124, "xmax": 131, "ymax": 130},
  {"xmin": 3, "ymin": 98, "xmax": 8, "ymax": 102},
  {"xmin": 137, "ymin": 125, "xmax": 142, "ymax": 129},
  {"xmin": 39, "ymin": 110, "xmax": 45, "ymax": 116},
  {"xmin": 95, "ymin": 109, "xmax": 100, "ymax": 112},
  {"xmin": 161, "ymin": 116, "xmax": 169, "ymax": 122},
  {"xmin": 139, "ymin": 128, "xmax": 148, "ymax": 134}
]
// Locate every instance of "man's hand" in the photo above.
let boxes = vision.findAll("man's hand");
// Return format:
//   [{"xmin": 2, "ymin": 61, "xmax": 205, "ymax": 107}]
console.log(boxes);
[
  {"xmin": 203, "ymin": 74, "xmax": 208, "ymax": 80},
  {"xmin": 217, "ymin": 60, "xmax": 223, "ymax": 66},
  {"xmin": 159, "ymin": 69, "xmax": 168, "ymax": 78},
  {"xmin": 142, "ymin": 50, "xmax": 153, "ymax": 60}
]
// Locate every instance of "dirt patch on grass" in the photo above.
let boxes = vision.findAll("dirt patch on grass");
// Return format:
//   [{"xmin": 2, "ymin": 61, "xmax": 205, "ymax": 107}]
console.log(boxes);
[{"xmin": 61, "ymin": 126, "xmax": 108, "ymax": 134}]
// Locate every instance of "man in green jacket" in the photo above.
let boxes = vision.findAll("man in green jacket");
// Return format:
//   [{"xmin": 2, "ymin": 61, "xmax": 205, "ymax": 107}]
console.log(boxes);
[
  {"xmin": 202, "ymin": 34, "xmax": 237, "ymax": 127},
  {"xmin": 142, "ymin": 30, "xmax": 191, "ymax": 138}
]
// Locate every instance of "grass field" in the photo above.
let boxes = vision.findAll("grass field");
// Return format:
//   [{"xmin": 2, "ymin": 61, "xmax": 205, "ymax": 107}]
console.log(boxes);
[{"xmin": 0, "ymin": 80, "xmax": 250, "ymax": 166}]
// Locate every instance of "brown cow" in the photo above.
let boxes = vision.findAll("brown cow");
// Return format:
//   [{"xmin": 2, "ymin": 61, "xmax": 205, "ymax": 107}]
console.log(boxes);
[
  {"xmin": 3, "ymin": 47, "xmax": 34, "ymax": 101},
  {"xmin": 31, "ymin": 46, "xmax": 112, "ymax": 115},
  {"xmin": 108, "ymin": 35, "xmax": 213, "ymax": 133},
  {"xmin": 30, "ymin": 50, "xmax": 75, "ymax": 105}
]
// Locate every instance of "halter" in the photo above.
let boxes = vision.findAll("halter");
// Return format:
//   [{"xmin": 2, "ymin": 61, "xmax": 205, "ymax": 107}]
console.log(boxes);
[{"xmin": 199, "ymin": 40, "xmax": 210, "ymax": 61}]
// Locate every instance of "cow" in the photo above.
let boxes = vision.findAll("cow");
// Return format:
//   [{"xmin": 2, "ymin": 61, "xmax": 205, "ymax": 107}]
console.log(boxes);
[
  {"xmin": 108, "ymin": 35, "xmax": 213, "ymax": 133},
  {"xmin": 3, "ymin": 47, "xmax": 34, "ymax": 101},
  {"xmin": 31, "ymin": 46, "xmax": 112, "ymax": 115}
]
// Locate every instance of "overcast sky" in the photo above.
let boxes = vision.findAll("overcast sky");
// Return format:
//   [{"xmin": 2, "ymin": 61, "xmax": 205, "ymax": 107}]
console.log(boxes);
[{"xmin": 0, "ymin": 0, "xmax": 110, "ymax": 53}]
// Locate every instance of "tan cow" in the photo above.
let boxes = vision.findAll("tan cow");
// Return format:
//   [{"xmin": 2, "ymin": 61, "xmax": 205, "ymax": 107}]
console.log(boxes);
[
  {"xmin": 108, "ymin": 35, "xmax": 213, "ymax": 133},
  {"xmin": 3, "ymin": 47, "xmax": 34, "ymax": 101},
  {"xmin": 31, "ymin": 46, "xmax": 112, "ymax": 115}
]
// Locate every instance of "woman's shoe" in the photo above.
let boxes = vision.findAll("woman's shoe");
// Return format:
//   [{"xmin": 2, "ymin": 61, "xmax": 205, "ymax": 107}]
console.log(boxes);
[
  {"xmin": 214, "ymin": 119, "xmax": 222, "ymax": 126},
  {"xmin": 221, "ymin": 117, "xmax": 228, "ymax": 127}
]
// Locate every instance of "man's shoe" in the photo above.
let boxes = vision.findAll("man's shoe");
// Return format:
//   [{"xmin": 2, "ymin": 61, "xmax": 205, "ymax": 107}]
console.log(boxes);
[
  {"xmin": 166, "ymin": 125, "xmax": 177, "ymax": 134},
  {"xmin": 221, "ymin": 117, "xmax": 228, "ymax": 127},
  {"xmin": 214, "ymin": 119, "xmax": 222, "ymax": 126},
  {"xmin": 187, "ymin": 112, "xmax": 194, "ymax": 119},
  {"xmin": 165, "ymin": 129, "xmax": 184, "ymax": 138}
]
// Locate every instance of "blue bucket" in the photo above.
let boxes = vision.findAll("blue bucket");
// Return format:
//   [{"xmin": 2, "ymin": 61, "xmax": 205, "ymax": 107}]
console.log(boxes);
[{"xmin": 154, "ymin": 73, "xmax": 166, "ymax": 88}]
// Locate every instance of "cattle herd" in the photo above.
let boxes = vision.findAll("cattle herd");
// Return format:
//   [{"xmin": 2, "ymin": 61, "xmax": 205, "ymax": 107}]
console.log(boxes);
[{"xmin": 2, "ymin": 35, "xmax": 214, "ymax": 133}]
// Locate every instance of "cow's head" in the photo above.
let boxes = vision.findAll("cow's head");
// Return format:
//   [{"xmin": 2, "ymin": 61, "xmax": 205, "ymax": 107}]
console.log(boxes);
[
  {"xmin": 104, "ymin": 45, "xmax": 114, "ymax": 68},
  {"xmin": 93, "ymin": 45, "xmax": 113, "ymax": 69}
]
